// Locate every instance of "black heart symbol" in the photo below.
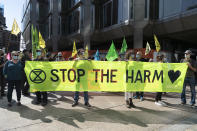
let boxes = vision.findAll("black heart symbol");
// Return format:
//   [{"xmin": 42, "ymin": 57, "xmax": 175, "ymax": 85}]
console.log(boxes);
[{"xmin": 168, "ymin": 70, "xmax": 181, "ymax": 83}]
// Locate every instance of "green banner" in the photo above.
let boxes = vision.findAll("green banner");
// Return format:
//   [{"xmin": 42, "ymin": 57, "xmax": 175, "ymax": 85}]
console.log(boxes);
[{"xmin": 25, "ymin": 61, "xmax": 188, "ymax": 92}]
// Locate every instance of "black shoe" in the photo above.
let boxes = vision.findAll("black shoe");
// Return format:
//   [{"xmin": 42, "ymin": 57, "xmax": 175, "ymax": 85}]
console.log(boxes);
[
  {"xmin": 85, "ymin": 102, "xmax": 91, "ymax": 107},
  {"xmin": 1, "ymin": 93, "xmax": 6, "ymax": 97},
  {"xmin": 126, "ymin": 100, "xmax": 131, "ymax": 108},
  {"xmin": 17, "ymin": 102, "xmax": 21, "ymax": 106},
  {"xmin": 130, "ymin": 102, "xmax": 136, "ymax": 108},
  {"xmin": 8, "ymin": 102, "xmax": 12, "ymax": 107},
  {"xmin": 41, "ymin": 102, "xmax": 47, "ymax": 106},
  {"xmin": 35, "ymin": 101, "xmax": 41, "ymax": 105},
  {"xmin": 190, "ymin": 103, "xmax": 195, "ymax": 107},
  {"xmin": 181, "ymin": 101, "xmax": 186, "ymax": 105},
  {"xmin": 23, "ymin": 93, "xmax": 30, "ymax": 97},
  {"xmin": 72, "ymin": 102, "xmax": 78, "ymax": 107},
  {"xmin": 129, "ymin": 98, "xmax": 136, "ymax": 108}
]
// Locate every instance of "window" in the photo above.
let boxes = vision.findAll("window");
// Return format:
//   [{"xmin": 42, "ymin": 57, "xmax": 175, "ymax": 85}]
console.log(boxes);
[
  {"xmin": 103, "ymin": 1, "xmax": 112, "ymax": 28},
  {"xmin": 130, "ymin": 0, "xmax": 134, "ymax": 19}
]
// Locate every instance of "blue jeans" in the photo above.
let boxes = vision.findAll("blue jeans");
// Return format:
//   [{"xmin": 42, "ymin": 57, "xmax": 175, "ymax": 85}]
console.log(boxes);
[
  {"xmin": 181, "ymin": 77, "xmax": 196, "ymax": 104},
  {"xmin": 74, "ymin": 91, "xmax": 89, "ymax": 103}
]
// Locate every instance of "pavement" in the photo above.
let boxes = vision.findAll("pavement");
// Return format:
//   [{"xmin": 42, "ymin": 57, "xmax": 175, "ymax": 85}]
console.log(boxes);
[{"xmin": 0, "ymin": 89, "xmax": 197, "ymax": 131}]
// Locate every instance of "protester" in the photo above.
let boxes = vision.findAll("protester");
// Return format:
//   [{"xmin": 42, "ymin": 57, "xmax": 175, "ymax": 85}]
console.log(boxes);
[
  {"xmin": 21, "ymin": 49, "xmax": 31, "ymax": 96},
  {"xmin": 34, "ymin": 49, "xmax": 48, "ymax": 106},
  {"xmin": 180, "ymin": 50, "xmax": 196, "ymax": 106},
  {"xmin": 155, "ymin": 54, "xmax": 166, "ymax": 106},
  {"xmin": 124, "ymin": 50, "xmax": 136, "ymax": 108},
  {"xmin": 46, "ymin": 52, "xmax": 55, "ymax": 61},
  {"xmin": 56, "ymin": 52, "xmax": 65, "ymax": 61},
  {"xmin": 72, "ymin": 49, "xmax": 91, "ymax": 107},
  {"xmin": 3, "ymin": 51, "xmax": 23, "ymax": 107},
  {"xmin": 133, "ymin": 51, "xmax": 146, "ymax": 101},
  {"xmin": 0, "ymin": 49, "xmax": 6, "ymax": 97}
]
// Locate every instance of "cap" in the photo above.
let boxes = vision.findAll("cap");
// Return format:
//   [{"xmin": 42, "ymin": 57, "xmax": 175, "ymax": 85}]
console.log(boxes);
[{"xmin": 185, "ymin": 50, "xmax": 192, "ymax": 54}]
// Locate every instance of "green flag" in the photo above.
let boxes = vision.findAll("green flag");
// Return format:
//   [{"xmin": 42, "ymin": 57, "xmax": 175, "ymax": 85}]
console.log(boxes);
[
  {"xmin": 120, "ymin": 37, "xmax": 127, "ymax": 53},
  {"xmin": 31, "ymin": 25, "xmax": 36, "ymax": 59},
  {"xmin": 106, "ymin": 41, "xmax": 118, "ymax": 61}
]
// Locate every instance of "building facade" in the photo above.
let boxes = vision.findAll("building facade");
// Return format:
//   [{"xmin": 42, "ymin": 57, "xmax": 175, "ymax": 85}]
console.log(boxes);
[{"xmin": 22, "ymin": 0, "xmax": 197, "ymax": 57}]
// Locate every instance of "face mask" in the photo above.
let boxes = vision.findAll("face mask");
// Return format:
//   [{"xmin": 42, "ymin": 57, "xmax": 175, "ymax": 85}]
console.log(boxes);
[
  {"xmin": 37, "ymin": 52, "xmax": 41, "ymax": 56},
  {"xmin": 131, "ymin": 54, "xmax": 135, "ymax": 59},
  {"xmin": 136, "ymin": 54, "xmax": 140, "ymax": 60},
  {"xmin": 164, "ymin": 58, "xmax": 167, "ymax": 62},
  {"xmin": 13, "ymin": 56, "xmax": 18, "ymax": 60},
  {"xmin": 185, "ymin": 54, "xmax": 190, "ymax": 59}
]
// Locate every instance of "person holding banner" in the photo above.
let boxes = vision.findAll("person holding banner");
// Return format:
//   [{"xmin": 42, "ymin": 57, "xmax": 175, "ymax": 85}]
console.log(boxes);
[
  {"xmin": 133, "ymin": 51, "xmax": 147, "ymax": 101},
  {"xmin": 181, "ymin": 50, "xmax": 197, "ymax": 107},
  {"xmin": 56, "ymin": 52, "xmax": 65, "ymax": 61},
  {"xmin": 72, "ymin": 49, "xmax": 91, "ymax": 107},
  {"xmin": 125, "ymin": 50, "xmax": 136, "ymax": 108},
  {"xmin": 34, "ymin": 49, "xmax": 48, "ymax": 106},
  {"xmin": 3, "ymin": 51, "xmax": 23, "ymax": 107},
  {"xmin": 155, "ymin": 54, "xmax": 166, "ymax": 106},
  {"xmin": 21, "ymin": 50, "xmax": 31, "ymax": 97}
]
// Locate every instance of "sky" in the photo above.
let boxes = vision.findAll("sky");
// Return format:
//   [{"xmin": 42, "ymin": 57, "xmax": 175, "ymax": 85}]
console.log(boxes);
[{"xmin": 0, "ymin": 0, "xmax": 24, "ymax": 31}]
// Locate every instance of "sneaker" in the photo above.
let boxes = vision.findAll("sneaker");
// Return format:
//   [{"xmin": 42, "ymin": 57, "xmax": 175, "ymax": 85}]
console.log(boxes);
[
  {"xmin": 35, "ymin": 101, "xmax": 41, "ymax": 105},
  {"xmin": 8, "ymin": 102, "xmax": 12, "ymax": 107},
  {"xmin": 133, "ymin": 96, "xmax": 139, "ymax": 99},
  {"xmin": 140, "ymin": 97, "xmax": 144, "ymax": 101},
  {"xmin": 130, "ymin": 103, "xmax": 136, "ymax": 108},
  {"xmin": 85, "ymin": 102, "xmax": 91, "ymax": 107},
  {"xmin": 158, "ymin": 101, "xmax": 167, "ymax": 106},
  {"xmin": 190, "ymin": 103, "xmax": 195, "ymax": 107},
  {"xmin": 72, "ymin": 102, "xmax": 78, "ymax": 107},
  {"xmin": 41, "ymin": 102, "xmax": 47, "ymax": 106},
  {"xmin": 17, "ymin": 102, "xmax": 21, "ymax": 106},
  {"xmin": 23, "ymin": 93, "xmax": 30, "ymax": 97},
  {"xmin": 155, "ymin": 101, "xmax": 162, "ymax": 106},
  {"xmin": 181, "ymin": 101, "xmax": 186, "ymax": 105}
]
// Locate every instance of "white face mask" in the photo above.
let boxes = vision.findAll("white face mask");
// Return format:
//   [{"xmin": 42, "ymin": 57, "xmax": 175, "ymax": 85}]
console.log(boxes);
[
  {"xmin": 185, "ymin": 54, "xmax": 190, "ymax": 59},
  {"xmin": 136, "ymin": 54, "xmax": 141, "ymax": 60},
  {"xmin": 13, "ymin": 55, "xmax": 19, "ymax": 60},
  {"xmin": 37, "ymin": 52, "xmax": 41, "ymax": 56},
  {"xmin": 131, "ymin": 54, "xmax": 135, "ymax": 59}
]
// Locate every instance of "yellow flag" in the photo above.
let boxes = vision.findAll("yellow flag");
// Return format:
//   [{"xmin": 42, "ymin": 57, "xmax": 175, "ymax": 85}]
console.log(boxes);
[
  {"xmin": 11, "ymin": 19, "xmax": 20, "ymax": 35},
  {"xmin": 154, "ymin": 34, "xmax": 161, "ymax": 52},
  {"xmin": 39, "ymin": 32, "xmax": 46, "ymax": 49},
  {"xmin": 72, "ymin": 41, "xmax": 77, "ymax": 57},
  {"xmin": 84, "ymin": 44, "xmax": 89, "ymax": 59},
  {"xmin": 145, "ymin": 42, "xmax": 151, "ymax": 55}
]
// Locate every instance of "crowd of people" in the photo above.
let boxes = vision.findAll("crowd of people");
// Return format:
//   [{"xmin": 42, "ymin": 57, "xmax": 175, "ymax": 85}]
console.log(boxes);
[{"xmin": 0, "ymin": 48, "xmax": 196, "ymax": 108}]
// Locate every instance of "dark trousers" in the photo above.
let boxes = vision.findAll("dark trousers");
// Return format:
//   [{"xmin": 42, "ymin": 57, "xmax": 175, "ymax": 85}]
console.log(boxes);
[
  {"xmin": 21, "ymin": 75, "xmax": 29, "ymax": 95},
  {"xmin": 74, "ymin": 91, "xmax": 89, "ymax": 103},
  {"xmin": 36, "ymin": 92, "xmax": 48, "ymax": 103},
  {"xmin": 7, "ymin": 80, "xmax": 21, "ymax": 102},
  {"xmin": 181, "ymin": 77, "xmax": 196, "ymax": 104},
  {"xmin": 136, "ymin": 92, "xmax": 144, "ymax": 97},
  {"xmin": 0, "ymin": 73, "xmax": 5, "ymax": 95},
  {"xmin": 155, "ymin": 92, "xmax": 162, "ymax": 102}
]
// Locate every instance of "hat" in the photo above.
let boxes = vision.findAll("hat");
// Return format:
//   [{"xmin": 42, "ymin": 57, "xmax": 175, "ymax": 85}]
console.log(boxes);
[{"xmin": 185, "ymin": 50, "xmax": 192, "ymax": 54}]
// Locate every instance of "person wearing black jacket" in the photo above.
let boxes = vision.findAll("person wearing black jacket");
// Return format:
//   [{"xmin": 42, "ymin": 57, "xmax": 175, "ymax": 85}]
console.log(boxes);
[
  {"xmin": 133, "ymin": 51, "xmax": 147, "ymax": 101},
  {"xmin": 34, "ymin": 49, "xmax": 48, "ymax": 106},
  {"xmin": 0, "ymin": 49, "xmax": 6, "ymax": 97},
  {"xmin": 21, "ymin": 50, "xmax": 31, "ymax": 96}
]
